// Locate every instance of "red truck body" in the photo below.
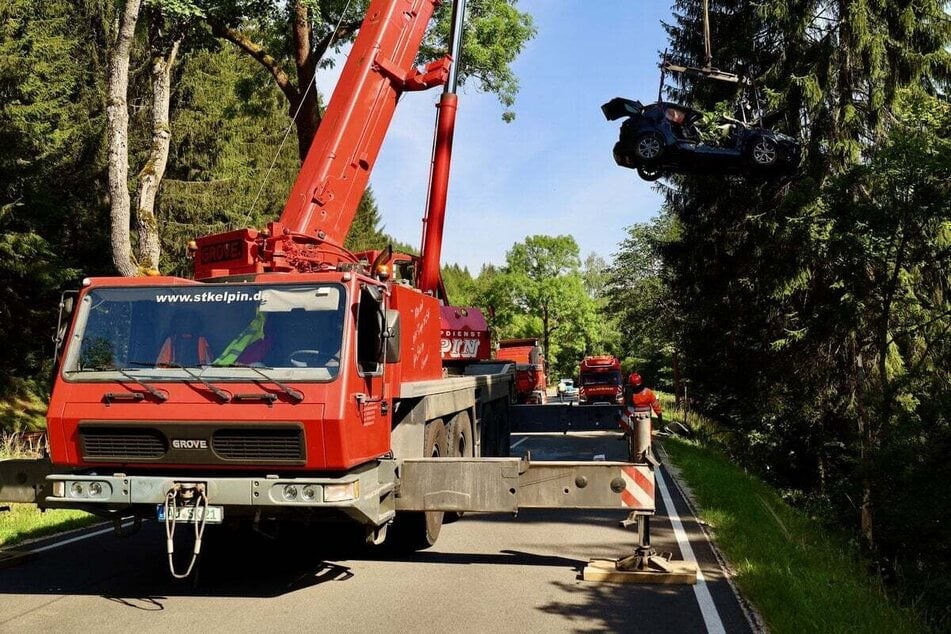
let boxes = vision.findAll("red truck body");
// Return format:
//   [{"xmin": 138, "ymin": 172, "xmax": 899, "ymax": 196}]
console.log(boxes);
[
  {"xmin": 496, "ymin": 338, "xmax": 547, "ymax": 404},
  {"xmin": 578, "ymin": 355, "xmax": 623, "ymax": 405}
]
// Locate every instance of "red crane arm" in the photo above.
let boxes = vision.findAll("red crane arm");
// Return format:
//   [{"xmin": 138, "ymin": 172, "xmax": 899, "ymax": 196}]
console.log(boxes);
[{"xmin": 280, "ymin": 0, "xmax": 448, "ymax": 243}]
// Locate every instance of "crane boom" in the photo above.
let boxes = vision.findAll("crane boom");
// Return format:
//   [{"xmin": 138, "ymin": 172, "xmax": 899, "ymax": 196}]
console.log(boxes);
[
  {"xmin": 281, "ymin": 0, "xmax": 448, "ymax": 242},
  {"xmin": 193, "ymin": 0, "xmax": 450, "ymax": 279}
]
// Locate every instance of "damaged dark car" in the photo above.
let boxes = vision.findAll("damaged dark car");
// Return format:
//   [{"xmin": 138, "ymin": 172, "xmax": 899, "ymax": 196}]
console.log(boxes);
[{"xmin": 602, "ymin": 97, "xmax": 802, "ymax": 181}]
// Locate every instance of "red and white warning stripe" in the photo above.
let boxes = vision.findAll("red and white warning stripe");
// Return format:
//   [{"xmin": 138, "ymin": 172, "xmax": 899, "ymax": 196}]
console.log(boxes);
[{"xmin": 619, "ymin": 464, "xmax": 655, "ymax": 511}]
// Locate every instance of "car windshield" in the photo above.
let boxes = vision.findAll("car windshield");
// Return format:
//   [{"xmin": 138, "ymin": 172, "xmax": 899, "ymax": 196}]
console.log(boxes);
[
  {"xmin": 580, "ymin": 371, "xmax": 622, "ymax": 386},
  {"xmin": 64, "ymin": 283, "xmax": 346, "ymax": 382}
]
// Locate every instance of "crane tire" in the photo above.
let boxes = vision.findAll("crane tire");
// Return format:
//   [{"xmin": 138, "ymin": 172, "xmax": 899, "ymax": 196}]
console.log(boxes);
[
  {"xmin": 385, "ymin": 419, "xmax": 447, "ymax": 552},
  {"xmin": 445, "ymin": 411, "xmax": 474, "ymax": 523}
]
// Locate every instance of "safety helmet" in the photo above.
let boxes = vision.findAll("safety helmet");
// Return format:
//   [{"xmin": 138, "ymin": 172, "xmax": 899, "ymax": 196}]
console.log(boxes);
[{"xmin": 628, "ymin": 372, "xmax": 642, "ymax": 386}]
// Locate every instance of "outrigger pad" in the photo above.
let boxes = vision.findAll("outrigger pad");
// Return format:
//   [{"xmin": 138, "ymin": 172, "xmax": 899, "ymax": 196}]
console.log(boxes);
[{"xmin": 582, "ymin": 557, "xmax": 697, "ymax": 585}]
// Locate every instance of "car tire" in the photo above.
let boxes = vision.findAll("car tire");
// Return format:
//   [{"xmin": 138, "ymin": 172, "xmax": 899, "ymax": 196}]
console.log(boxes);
[
  {"xmin": 634, "ymin": 132, "xmax": 665, "ymax": 162},
  {"xmin": 637, "ymin": 166, "xmax": 664, "ymax": 181},
  {"xmin": 749, "ymin": 136, "xmax": 779, "ymax": 166}
]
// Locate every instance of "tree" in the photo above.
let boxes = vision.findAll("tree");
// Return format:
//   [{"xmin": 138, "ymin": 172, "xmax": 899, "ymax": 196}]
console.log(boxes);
[
  {"xmin": 604, "ymin": 219, "xmax": 677, "ymax": 390},
  {"xmin": 481, "ymin": 235, "xmax": 598, "ymax": 378},
  {"xmin": 106, "ymin": 0, "xmax": 143, "ymax": 276},
  {"xmin": 441, "ymin": 263, "xmax": 478, "ymax": 307},
  {"xmin": 0, "ymin": 0, "xmax": 111, "ymax": 397},
  {"xmin": 107, "ymin": 0, "xmax": 201, "ymax": 276},
  {"xmin": 821, "ymin": 89, "xmax": 951, "ymax": 613},
  {"xmin": 203, "ymin": 0, "xmax": 536, "ymax": 160},
  {"xmin": 657, "ymin": 1, "xmax": 951, "ymax": 624}
]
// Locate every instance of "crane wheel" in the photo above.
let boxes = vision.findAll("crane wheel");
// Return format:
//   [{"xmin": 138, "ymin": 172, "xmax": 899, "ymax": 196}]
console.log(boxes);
[
  {"xmin": 385, "ymin": 419, "xmax": 447, "ymax": 551},
  {"xmin": 445, "ymin": 411, "xmax": 474, "ymax": 523}
]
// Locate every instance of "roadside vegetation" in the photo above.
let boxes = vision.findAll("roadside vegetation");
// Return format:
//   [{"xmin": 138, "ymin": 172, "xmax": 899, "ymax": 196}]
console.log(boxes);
[
  {"xmin": 658, "ymin": 398, "xmax": 931, "ymax": 632},
  {"xmin": 0, "ymin": 504, "xmax": 97, "ymax": 548},
  {"xmin": 661, "ymin": 434, "xmax": 928, "ymax": 634},
  {"xmin": 0, "ymin": 435, "xmax": 96, "ymax": 547}
]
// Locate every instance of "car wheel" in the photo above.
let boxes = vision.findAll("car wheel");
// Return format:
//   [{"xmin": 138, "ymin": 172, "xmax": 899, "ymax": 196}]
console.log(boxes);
[
  {"xmin": 634, "ymin": 133, "xmax": 665, "ymax": 162},
  {"xmin": 637, "ymin": 166, "xmax": 664, "ymax": 181},
  {"xmin": 749, "ymin": 136, "xmax": 778, "ymax": 166}
]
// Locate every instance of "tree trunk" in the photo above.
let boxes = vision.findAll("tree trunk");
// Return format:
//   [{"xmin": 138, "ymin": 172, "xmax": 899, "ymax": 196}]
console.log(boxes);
[
  {"xmin": 855, "ymin": 350, "xmax": 874, "ymax": 548},
  {"xmin": 292, "ymin": 2, "xmax": 320, "ymax": 159},
  {"xmin": 209, "ymin": 4, "xmax": 362, "ymax": 163},
  {"xmin": 135, "ymin": 34, "xmax": 181, "ymax": 273},
  {"xmin": 106, "ymin": 0, "xmax": 142, "ymax": 277},
  {"xmin": 672, "ymin": 348, "xmax": 683, "ymax": 406}
]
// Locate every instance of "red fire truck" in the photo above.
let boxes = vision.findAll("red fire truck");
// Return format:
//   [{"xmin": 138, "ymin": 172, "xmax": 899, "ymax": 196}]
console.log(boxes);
[
  {"xmin": 0, "ymin": 0, "xmax": 669, "ymax": 581},
  {"xmin": 578, "ymin": 355, "xmax": 624, "ymax": 405}
]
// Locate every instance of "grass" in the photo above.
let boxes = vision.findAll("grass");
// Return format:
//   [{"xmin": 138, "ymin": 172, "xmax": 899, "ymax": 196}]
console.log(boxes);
[
  {"xmin": 0, "ymin": 504, "xmax": 99, "ymax": 547},
  {"xmin": 0, "ymin": 390, "xmax": 47, "ymax": 433},
  {"xmin": 1, "ymin": 427, "xmax": 98, "ymax": 548},
  {"xmin": 660, "ymin": 433, "xmax": 929, "ymax": 632}
]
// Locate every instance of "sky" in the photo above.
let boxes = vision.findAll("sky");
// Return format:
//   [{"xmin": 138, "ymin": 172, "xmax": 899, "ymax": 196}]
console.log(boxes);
[{"xmin": 319, "ymin": 1, "xmax": 674, "ymax": 272}]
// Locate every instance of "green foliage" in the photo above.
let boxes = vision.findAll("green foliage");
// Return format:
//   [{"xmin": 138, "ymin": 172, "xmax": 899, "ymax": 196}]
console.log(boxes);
[
  {"xmin": 478, "ymin": 235, "xmax": 600, "ymax": 378},
  {"xmin": 0, "ymin": 0, "xmax": 111, "ymax": 397},
  {"xmin": 425, "ymin": 0, "xmax": 536, "ymax": 121},
  {"xmin": 146, "ymin": 0, "xmax": 206, "ymax": 19},
  {"xmin": 441, "ymin": 263, "xmax": 478, "ymax": 307},
  {"xmin": 158, "ymin": 44, "xmax": 302, "ymax": 275},
  {"xmin": 664, "ymin": 437, "xmax": 928, "ymax": 633},
  {"xmin": 604, "ymin": 218, "xmax": 677, "ymax": 388},
  {"xmin": 660, "ymin": 2, "xmax": 951, "ymax": 627}
]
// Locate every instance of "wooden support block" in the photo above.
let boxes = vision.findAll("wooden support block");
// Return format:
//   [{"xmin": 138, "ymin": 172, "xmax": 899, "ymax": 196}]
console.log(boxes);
[{"xmin": 582, "ymin": 557, "xmax": 697, "ymax": 585}]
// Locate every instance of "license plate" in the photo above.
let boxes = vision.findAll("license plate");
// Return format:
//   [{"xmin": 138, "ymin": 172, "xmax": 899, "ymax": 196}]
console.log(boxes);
[{"xmin": 156, "ymin": 504, "xmax": 223, "ymax": 524}]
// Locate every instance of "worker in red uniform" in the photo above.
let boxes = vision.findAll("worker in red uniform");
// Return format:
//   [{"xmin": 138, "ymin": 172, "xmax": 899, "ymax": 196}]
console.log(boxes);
[
  {"xmin": 628, "ymin": 372, "xmax": 663, "ymax": 421},
  {"xmin": 623, "ymin": 372, "xmax": 662, "ymax": 463}
]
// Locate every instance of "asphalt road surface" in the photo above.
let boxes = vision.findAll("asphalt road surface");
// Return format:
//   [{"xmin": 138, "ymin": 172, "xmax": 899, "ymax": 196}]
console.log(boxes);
[{"xmin": 0, "ymin": 425, "xmax": 754, "ymax": 633}]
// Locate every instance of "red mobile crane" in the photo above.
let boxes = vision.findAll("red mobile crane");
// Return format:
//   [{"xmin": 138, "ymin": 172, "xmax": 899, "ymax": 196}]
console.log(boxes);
[{"xmin": 1, "ymin": 0, "xmax": 679, "ymax": 582}]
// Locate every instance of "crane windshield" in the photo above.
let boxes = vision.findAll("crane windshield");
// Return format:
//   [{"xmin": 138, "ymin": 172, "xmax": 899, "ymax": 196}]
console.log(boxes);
[{"xmin": 63, "ymin": 283, "xmax": 346, "ymax": 382}]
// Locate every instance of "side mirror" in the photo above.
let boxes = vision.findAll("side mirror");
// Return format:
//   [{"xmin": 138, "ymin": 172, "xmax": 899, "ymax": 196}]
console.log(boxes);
[
  {"xmin": 51, "ymin": 289, "xmax": 79, "ymax": 385},
  {"xmin": 54, "ymin": 291, "xmax": 78, "ymax": 352},
  {"xmin": 384, "ymin": 309, "xmax": 401, "ymax": 363}
]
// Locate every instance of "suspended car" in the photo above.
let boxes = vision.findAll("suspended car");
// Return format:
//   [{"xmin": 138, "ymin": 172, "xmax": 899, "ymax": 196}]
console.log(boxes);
[{"xmin": 602, "ymin": 97, "xmax": 802, "ymax": 181}]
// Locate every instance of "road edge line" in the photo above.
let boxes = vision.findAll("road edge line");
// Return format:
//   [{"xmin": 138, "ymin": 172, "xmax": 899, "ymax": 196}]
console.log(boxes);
[{"xmin": 655, "ymin": 440, "xmax": 766, "ymax": 633}]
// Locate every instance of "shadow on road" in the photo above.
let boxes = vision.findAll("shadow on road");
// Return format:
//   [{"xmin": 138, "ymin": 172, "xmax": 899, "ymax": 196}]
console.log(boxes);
[{"xmin": 0, "ymin": 517, "xmax": 603, "ymax": 601}]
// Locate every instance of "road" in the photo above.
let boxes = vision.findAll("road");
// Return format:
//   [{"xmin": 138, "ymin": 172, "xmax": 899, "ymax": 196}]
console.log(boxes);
[{"xmin": 0, "ymin": 414, "xmax": 754, "ymax": 633}]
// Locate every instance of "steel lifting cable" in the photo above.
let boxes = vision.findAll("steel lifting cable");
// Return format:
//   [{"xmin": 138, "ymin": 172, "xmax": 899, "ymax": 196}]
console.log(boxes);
[
  {"xmin": 164, "ymin": 484, "xmax": 210, "ymax": 579},
  {"xmin": 241, "ymin": 0, "xmax": 356, "ymax": 228}
]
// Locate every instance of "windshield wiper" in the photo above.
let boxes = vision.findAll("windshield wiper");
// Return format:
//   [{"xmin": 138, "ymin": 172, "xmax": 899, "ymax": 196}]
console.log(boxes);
[
  {"xmin": 211, "ymin": 362, "xmax": 304, "ymax": 403},
  {"xmin": 128, "ymin": 360, "xmax": 231, "ymax": 403},
  {"xmin": 115, "ymin": 368, "xmax": 169, "ymax": 402},
  {"xmin": 69, "ymin": 365, "xmax": 169, "ymax": 402}
]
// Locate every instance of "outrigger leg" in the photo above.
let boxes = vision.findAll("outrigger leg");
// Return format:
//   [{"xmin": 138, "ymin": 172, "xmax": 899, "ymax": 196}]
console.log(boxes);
[
  {"xmin": 583, "ymin": 510, "xmax": 698, "ymax": 584},
  {"xmin": 582, "ymin": 408, "xmax": 697, "ymax": 584},
  {"xmin": 583, "ymin": 511, "xmax": 697, "ymax": 585}
]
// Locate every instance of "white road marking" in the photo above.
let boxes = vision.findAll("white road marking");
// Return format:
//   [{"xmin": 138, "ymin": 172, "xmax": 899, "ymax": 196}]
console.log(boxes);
[
  {"xmin": 655, "ymin": 468, "xmax": 727, "ymax": 634},
  {"xmin": 29, "ymin": 520, "xmax": 137, "ymax": 554},
  {"xmin": 510, "ymin": 437, "xmax": 529, "ymax": 449}
]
